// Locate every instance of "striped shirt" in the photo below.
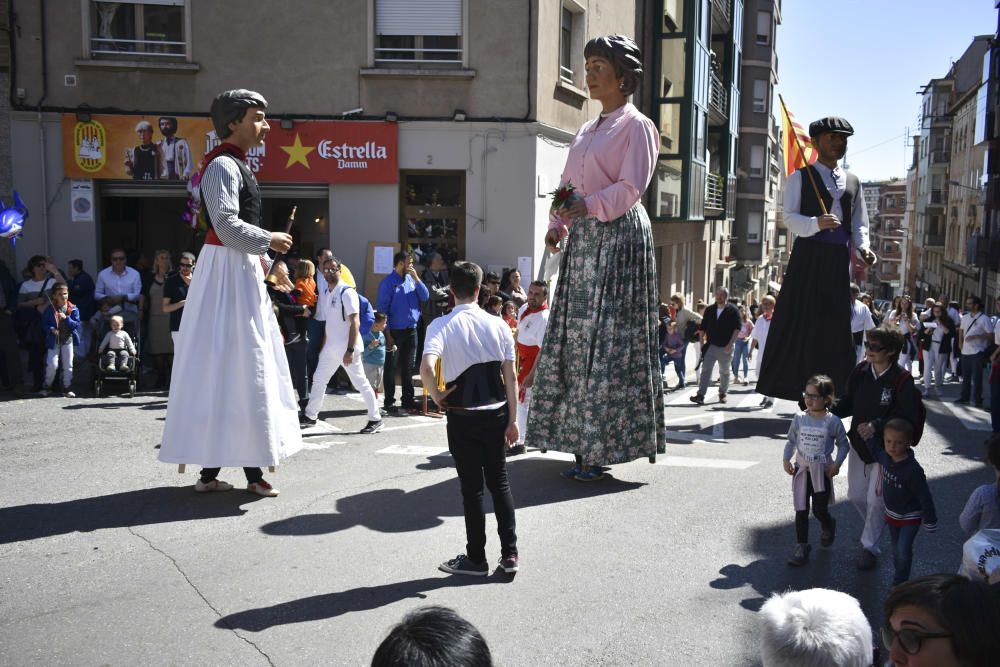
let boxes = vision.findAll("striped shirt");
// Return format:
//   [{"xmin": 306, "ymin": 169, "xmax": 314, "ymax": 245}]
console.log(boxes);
[{"xmin": 201, "ymin": 155, "xmax": 271, "ymax": 257}]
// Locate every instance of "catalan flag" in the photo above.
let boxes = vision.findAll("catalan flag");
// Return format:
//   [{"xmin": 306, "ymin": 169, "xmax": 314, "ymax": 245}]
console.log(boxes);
[{"xmin": 779, "ymin": 95, "xmax": 817, "ymax": 177}]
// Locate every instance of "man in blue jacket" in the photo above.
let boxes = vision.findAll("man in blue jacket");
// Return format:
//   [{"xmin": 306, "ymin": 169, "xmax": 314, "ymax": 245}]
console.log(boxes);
[{"xmin": 377, "ymin": 251, "xmax": 429, "ymax": 413}]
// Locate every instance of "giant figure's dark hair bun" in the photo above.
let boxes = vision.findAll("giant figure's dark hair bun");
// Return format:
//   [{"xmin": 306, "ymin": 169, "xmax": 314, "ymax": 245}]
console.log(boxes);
[{"xmin": 584, "ymin": 35, "xmax": 643, "ymax": 96}]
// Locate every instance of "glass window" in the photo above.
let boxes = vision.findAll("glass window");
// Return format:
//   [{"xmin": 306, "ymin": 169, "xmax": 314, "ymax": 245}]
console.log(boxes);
[
  {"xmin": 663, "ymin": 0, "xmax": 683, "ymax": 33},
  {"xmin": 375, "ymin": 0, "xmax": 463, "ymax": 65},
  {"xmin": 401, "ymin": 172, "xmax": 465, "ymax": 264},
  {"xmin": 560, "ymin": 7, "xmax": 574, "ymax": 81},
  {"xmin": 756, "ymin": 11, "xmax": 771, "ymax": 45},
  {"xmin": 693, "ymin": 112, "xmax": 706, "ymax": 159},
  {"xmin": 747, "ymin": 212, "xmax": 763, "ymax": 244},
  {"xmin": 90, "ymin": 1, "xmax": 186, "ymax": 60},
  {"xmin": 659, "ymin": 38, "xmax": 686, "ymax": 98},
  {"xmin": 653, "ymin": 160, "xmax": 684, "ymax": 218},
  {"xmin": 689, "ymin": 161, "xmax": 705, "ymax": 220},
  {"xmin": 750, "ymin": 145, "xmax": 765, "ymax": 177},
  {"xmin": 752, "ymin": 80, "xmax": 767, "ymax": 113},
  {"xmin": 658, "ymin": 103, "xmax": 682, "ymax": 154}
]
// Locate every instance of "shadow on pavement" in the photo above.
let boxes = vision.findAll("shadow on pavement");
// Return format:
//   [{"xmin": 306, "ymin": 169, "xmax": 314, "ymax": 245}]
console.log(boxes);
[
  {"xmin": 0, "ymin": 487, "xmax": 266, "ymax": 544},
  {"xmin": 61, "ymin": 399, "xmax": 168, "ymax": 411},
  {"xmin": 216, "ymin": 575, "xmax": 503, "ymax": 631},
  {"xmin": 261, "ymin": 458, "xmax": 645, "ymax": 537},
  {"xmin": 708, "ymin": 464, "xmax": 993, "ymax": 629}
]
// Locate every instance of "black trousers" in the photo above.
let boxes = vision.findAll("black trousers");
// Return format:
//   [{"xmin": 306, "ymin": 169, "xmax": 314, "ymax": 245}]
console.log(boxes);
[
  {"xmin": 446, "ymin": 405, "xmax": 517, "ymax": 562},
  {"xmin": 384, "ymin": 326, "xmax": 418, "ymax": 408},
  {"xmin": 284, "ymin": 338, "xmax": 308, "ymax": 406},
  {"xmin": 200, "ymin": 467, "xmax": 263, "ymax": 484},
  {"xmin": 795, "ymin": 470, "xmax": 833, "ymax": 543}
]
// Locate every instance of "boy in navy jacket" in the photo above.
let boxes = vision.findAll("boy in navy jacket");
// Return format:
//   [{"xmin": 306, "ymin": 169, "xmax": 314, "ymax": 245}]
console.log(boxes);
[
  {"xmin": 868, "ymin": 417, "xmax": 937, "ymax": 585},
  {"xmin": 41, "ymin": 283, "xmax": 81, "ymax": 397}
]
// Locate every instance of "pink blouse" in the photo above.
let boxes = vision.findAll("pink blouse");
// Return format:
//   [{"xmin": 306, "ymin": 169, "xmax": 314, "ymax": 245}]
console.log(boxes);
[{"xmin": 549, "ymin": 102, "xmax": 659, "ymax": 236}]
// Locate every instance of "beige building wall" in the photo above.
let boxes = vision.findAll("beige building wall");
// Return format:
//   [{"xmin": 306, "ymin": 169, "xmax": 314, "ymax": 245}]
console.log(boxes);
[{"xmin": 943, "ymin": 93, "xmax": 985, "ymax": 300}]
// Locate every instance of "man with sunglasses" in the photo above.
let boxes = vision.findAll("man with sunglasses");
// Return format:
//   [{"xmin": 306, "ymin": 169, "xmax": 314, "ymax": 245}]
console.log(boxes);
[
  {"xmin": 832, "ymin": 328, "xmax": 921, "ymax": 571},
  {"xmin": 94, "ymin": 248, "xmax": 141, "ymax": 327},
  {"xmin": 957, "ymin": 295, "xmax": 991, "ymax": 407},
  {"xmin": 162, "ymin": 252, "xmax": 194, "ymax": 347}
]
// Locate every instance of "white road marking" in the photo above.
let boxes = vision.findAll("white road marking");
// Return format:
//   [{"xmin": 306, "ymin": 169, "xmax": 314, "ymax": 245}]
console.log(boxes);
[
  {"xmin": 377, "ymin": 445, "xmax": 448, "ymax": 456},
  {"xmin": 941, "ymin": 400, "xmax": 992, "ymax": 431},
  {"xmin": 301, "ymin": 440, "xmax": 345, "ymax": 450},
  {"xmin": 379, "ymin": 418, "xmax": 447, "ymax": 433},
  {"xmin": 655, "ymin": 455, "xmax": 758, "ymax": 470},
  {"xmin": 301, "ymin": 421, "xmax": 341, "ymax": 434}
]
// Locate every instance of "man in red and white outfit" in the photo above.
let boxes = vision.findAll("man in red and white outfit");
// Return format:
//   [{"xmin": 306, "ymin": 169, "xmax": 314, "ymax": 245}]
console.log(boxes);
[{"xmin": 508, "ymin": 280, "xmax": 549, "ymax": 456}]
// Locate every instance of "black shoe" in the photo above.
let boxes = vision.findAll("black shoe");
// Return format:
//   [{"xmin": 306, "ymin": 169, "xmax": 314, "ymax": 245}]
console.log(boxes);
[
  {"xmin": 401, "ymin": 402, "xmax": 419, "ymax": 412},
  {"xmin": 690, "ymin": 394, "xmax": 705, "ymax": 405},
  {"xmin": 360, "ymin": 419, "xmax": 385, "ymax": 434},
  {"xmin": 385, "ymin": 405, "xmax": 400, "ymax": 415},
  {"xmin": 787, "ymin": 543, "xmax": 811, "ymax": 566},
  {"xmin": 506, "ymin": 444, "xmax": 526, "ymax": 456},
  {"xmin": 855, "ymin": 549, "xmax": 877, "ymax": 570},
  {"xmin": 820, "ymin": 519, "xmax": 836, "ymax": 548},
  {"xmin": 299, "ymin": 413, "xmax": 317, "ymax": 428}
]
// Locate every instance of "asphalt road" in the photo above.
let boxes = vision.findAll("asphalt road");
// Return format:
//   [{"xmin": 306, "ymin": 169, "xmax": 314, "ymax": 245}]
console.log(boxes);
[{"xmin": 0, "ymin": 370, "xmax": 993, "ymax": 666}]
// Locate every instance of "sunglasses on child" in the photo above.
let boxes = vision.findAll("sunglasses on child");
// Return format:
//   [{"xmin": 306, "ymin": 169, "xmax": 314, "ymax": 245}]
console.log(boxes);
[
  {"xmin": 179, "ymin": 262, "xmax": 193, "ymax": 268},
  {"xmin": 863, "ymin": 342, "xmax": 886, "ymax": 353},
  {"xmin": 881, "ymin": 625, "xmax": 951, "ymax": 656}
]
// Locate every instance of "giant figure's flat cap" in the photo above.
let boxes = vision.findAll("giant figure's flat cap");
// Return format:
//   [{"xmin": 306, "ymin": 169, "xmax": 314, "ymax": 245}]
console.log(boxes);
[{"xmin": 808, "ymin": 117, "xmax": 854, "ymax": 138}]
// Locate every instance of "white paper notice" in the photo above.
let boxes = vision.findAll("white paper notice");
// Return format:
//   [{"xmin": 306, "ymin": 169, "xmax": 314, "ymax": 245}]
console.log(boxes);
[
  {"xmin": 70, "ymin": 180, "xmax": 95, "ymax": 223},
  {"xmin": 517, "ymin": 256, "xmax": 532, "ymax": 281},
  {"xmin": 373, "ymin": 246, "xmax": 395, "ymax": 274}
]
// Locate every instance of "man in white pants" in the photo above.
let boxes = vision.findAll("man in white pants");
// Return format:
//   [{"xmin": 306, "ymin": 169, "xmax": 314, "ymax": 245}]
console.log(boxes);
[
  {"xmin": 508, "ymin": 280, "xmax": 549, "ymax": 456},
  {"xmin": 301, "ymin": 257, "xmax": 383, "ymax": 434},
  {"xmin": 849, "ymin": 283, "xmax": 874, "ymax": 364}
]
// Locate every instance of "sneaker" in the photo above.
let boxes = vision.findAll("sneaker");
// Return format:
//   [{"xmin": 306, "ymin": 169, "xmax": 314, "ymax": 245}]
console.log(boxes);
[
  {"xmin": 690, "ymin": 394, "xmax": 705, "ymax": 405},
  {"xmin": 787, "ymin": 543, "xmax": 811, "ymax": 567},
  {"xmin": 855, "ymin": 548, "xmax": 877, "ymax": 571},
  {"xmin": 105, "ymin": 364, "xmax": 116, "ymax": 372},
  {"xmin": 299, "ymin": 413, "xmax": 317, "ymax": 428},
  {"xmin": 385, "ymin": 405, "xmax": 400, "ymax": 416},
  {"xmin": 575, "ymin": 467, "xmax": 606, "ymax": 482},
  {"xmin": 560, "ymin": 465, "xmax": 582, "ymax": 479},
  {"xmin": 499, "ymin": 554, "xmax": 520, "ymax": 573},
  {"xmin": 506, "ymin": 444, "xmax": 526, "ymax": 456},
  {"xmin": 379, "ymin": 407, "xmax": 389, "ymax": 417},
  {"xmin": 247, "ymin": 479, "xmax": 279, "ymax": 497},
  {"xmin": 762, "ymin": 398, "xmax": 774, "ymax": 408},
  {"xmin": 38, "ymin": 388, "xmax": 50, "ymax": 397},
  {"xmin": 718, "ymin": 394, "xmax": 727, "ymax": 404},
  {"xmin": 439, "ymin": 554, "xmax": 489, "ymax": 577},
  {"xmin": 360, "ymin": 419, "xmax": 385, "ymax": 434},
  {"xmin": 195, "ymin": 479, "xmax": 234, "ymax": 493},
  {"xmin": 64, "ymin": 391, "xmax": 76, "ymax": 398},
  {"xmin": 820, "ymin": 518, "xmax": 836, "ymax": 548}
]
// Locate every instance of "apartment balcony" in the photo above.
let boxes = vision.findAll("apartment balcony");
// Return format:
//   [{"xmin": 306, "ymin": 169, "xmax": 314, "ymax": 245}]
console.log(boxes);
[
  {"xmin": 926, "ymin": 189, "xmax": 945, "ymax": 207},
  {"xmin": 709, "ymin": 71, "xmax": 728, "ymax": 126},
  {"xmin": 929, "ymin": 150, "xmax": 951, "ymax": 165},
  {"xmin": 925, "ymin": 232, "xmax": 946, "ymax": 248},
  {"xmin": 706, "ymin": 172, "xmax": 725, "ymax": 215}
]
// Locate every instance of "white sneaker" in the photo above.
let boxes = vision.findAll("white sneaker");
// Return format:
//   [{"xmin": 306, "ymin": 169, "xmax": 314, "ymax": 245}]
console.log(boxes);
[
  {"xmin": 247, "ymin": 480, "xmax": 279, "ymax": 497},
  {"xmin": 195, "ymin": 479, "xmax": 234, "ymax": 493},
  {"xmin": 64, "ymin": 391, "xmax": 76, "ymax": 398}
]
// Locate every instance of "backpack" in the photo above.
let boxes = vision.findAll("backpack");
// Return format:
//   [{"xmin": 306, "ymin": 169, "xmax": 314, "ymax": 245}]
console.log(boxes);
[
  {"xmin": 893, "ymin": 370, "xmax": 926, "ymax": 446},
  {"xmin": 339, "ymin": 285, "xmax": 376, "ymax": 338}
]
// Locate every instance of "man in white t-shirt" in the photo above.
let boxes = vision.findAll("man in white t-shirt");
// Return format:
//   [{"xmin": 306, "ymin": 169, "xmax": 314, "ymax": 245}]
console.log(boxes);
[
  {"xmin": 508, "ymin": 280, "xmax": 549, "ymax": 456},
  {"xmin": 301, "ymin": 257, "xmax": 382, "ymax": 434},
  {"xmin": 849, "ymin": 284, "xmax": 875, "ymax": 363},
  {"xmin": 958, "ymin": 295, "xmax": 991, "ymax": 406},
  {"xmin": 941, "ymin": 294, "xmax": 962, "ymax": 378}
]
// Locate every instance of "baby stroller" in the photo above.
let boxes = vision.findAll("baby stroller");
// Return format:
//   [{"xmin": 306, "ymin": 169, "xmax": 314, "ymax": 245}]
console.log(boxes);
[{"xmin": 93, "ymin": 316, "xmax": 141, "ymax": 398}]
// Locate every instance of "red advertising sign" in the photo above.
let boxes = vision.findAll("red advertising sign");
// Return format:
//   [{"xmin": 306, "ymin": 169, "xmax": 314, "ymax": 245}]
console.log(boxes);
[{"xmin": 62, "ymin": 115, "xmax": 398, "ymax": 184}]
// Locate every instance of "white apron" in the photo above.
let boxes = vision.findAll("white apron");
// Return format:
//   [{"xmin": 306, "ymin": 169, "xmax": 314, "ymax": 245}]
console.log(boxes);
[{"xmin": 159, "ymin": 244, "xmax": 303, "ymax": 467}]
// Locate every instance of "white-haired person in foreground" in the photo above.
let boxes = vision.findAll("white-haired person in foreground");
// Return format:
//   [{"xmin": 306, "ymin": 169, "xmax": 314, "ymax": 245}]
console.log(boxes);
[{"xmin": 759, "ymin": 588, "xmax": 873, "ymax": 667}]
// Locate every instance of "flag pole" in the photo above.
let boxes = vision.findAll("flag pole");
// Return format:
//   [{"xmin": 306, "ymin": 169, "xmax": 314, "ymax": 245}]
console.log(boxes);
[{"xmin": 778, "ymin": 94, "xmax": 828, "ymax": 216}]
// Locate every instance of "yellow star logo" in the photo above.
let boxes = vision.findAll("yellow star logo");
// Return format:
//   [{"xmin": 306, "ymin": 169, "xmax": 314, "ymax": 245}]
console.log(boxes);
[{"xmin": 280, "ymin": 133, "xmax": 315, "ymax": 169}]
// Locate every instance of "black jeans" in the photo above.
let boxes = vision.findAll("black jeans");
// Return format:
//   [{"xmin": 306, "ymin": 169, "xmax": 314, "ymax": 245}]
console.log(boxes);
[
  {"xmin": 446, "ymin": 405, "xmax": 517, "ymax": 562},
  {"xmin": 200, "ymin": 467, "xmax": 263, "ymax": 484},
  {"xmin": 284, "ymin": 338, "xmax": 308, "ymax": 407},
  {"xmin": 794, "ymin": 470, "xmax": 833, "ymax": 543},
  {"xmin": 960, "ymin": 352, "xmax": 985, "ymax": 403},
  {"xmin": 384, "ymin": 326, "xmax": 418, "ymax": 408}
]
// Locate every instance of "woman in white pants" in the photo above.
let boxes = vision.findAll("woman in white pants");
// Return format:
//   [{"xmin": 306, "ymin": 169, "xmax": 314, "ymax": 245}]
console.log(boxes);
[
  {"xmin": 920, "ymin": 304, "xmax": 955, "ymax": 397},
  {"xmin": 886, "ymin": 296, "xmax": 919, "ymax": 372}
]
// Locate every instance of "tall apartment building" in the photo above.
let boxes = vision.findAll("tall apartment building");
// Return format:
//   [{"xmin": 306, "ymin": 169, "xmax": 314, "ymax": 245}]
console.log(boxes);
[
  {"xmin": 8, "ymin": 0, "xmax": 634, "ymax": 295},
  {"xmin": 871, "ymin": 181, "xmax": 906, "ymax": 298},
  {"xmin": 973, "ymin": 10, "xmax": 1000, "ymax": 304},
  {"xmin": 638, "ymin": 0, "xmax": 744, "ymax": 305},
  {"xmin": 943, "ymin": 37, "xmax": 991, "ymax": 301},
  {"xmin": 732, "ymin": 0, "xmax": 781, "ymax": 304},
  {"xmin": 912, "ymin": 76, "xmax": 953, "ymax": 300}
]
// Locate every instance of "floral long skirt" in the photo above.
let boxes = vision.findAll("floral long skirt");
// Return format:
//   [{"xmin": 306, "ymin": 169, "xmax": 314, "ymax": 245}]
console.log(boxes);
[{"xmin": 525, "ymin": 204, "xmax": 665, "ymax": 465}]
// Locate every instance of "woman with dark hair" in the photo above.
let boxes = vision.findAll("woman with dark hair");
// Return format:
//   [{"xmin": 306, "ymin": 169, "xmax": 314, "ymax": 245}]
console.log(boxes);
[
  {"xmin": 527, "ymin": 34, "xmax": 665, "ymax": 480},
  {"xmin": 882, "ymin": 574, "xmax": 1000, "ymax": 666},
  {"xmin": 887, "ymin": 295, "xmax": 919, "ymax": 371},
  {"xmin": 919, "ymin": 303, "xmax": 954, "ymax": 398}
]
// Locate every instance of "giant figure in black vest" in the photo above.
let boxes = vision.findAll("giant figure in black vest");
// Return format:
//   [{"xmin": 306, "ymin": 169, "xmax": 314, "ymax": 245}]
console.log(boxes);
[{"xmin": 757, "ymin": 117, "xmax": 876, "ymax": 402}]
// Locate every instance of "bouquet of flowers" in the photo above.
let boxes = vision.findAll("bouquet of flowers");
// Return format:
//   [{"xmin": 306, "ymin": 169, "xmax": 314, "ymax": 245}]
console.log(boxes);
[{"xmin": 549, "ymin": 182, "xmax": 576, "ymax": 212}]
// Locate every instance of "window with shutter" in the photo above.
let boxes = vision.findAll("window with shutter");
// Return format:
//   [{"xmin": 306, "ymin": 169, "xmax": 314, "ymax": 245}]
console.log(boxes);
[{"xmin": 375, "ymin": 0, "xmax": 463, "ymax": 66}]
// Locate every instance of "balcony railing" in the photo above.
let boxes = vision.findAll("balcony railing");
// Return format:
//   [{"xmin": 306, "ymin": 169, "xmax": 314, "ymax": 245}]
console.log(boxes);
[
  {"xmin": 709, "ymin": 71, "xmax": 727, "ymax": 118},
  {"xmin": 929, "ymin": 150, "xmax": 951, "ymax": 165},
  {"xmin": 91, "ymin": 37, "xmax": 186, "ymax": 59},
  {"xmin": 705, "ymin": 172, "xmax": 724, "ymax": 210},
  {"xmin": 928, "ymin": 189, "xmax": 945, "ymax": 206}
]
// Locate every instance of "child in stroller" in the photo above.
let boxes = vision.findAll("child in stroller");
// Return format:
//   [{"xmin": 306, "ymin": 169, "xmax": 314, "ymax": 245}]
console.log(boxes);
[{"xmin": 95, "ymin": 314, "xmax": 140, "ymax": 396}]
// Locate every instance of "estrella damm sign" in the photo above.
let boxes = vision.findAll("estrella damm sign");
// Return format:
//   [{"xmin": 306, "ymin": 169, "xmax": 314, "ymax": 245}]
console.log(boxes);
[{"xmin": 73, "ymin": 120, "xmax": 107, "ymax": 173}]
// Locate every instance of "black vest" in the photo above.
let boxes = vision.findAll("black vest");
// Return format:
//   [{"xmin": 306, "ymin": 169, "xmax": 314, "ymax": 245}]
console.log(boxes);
[
  {"xmin": 445, "ymin": 361, "xmax": 506, "ymax": 409},
  {"xmin": 798, "ymin": 165, "xmax": 859, "ymax": 227},
  {"xmin": 200, "ymin": 152, "xmax": 262, "ymax": 229}
]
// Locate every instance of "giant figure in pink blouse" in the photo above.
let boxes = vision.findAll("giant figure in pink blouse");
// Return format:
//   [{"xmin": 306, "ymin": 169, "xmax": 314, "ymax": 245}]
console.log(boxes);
[{"xmin": 525, "ymin": 35, "xmax": 666, "ymax": 480}]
